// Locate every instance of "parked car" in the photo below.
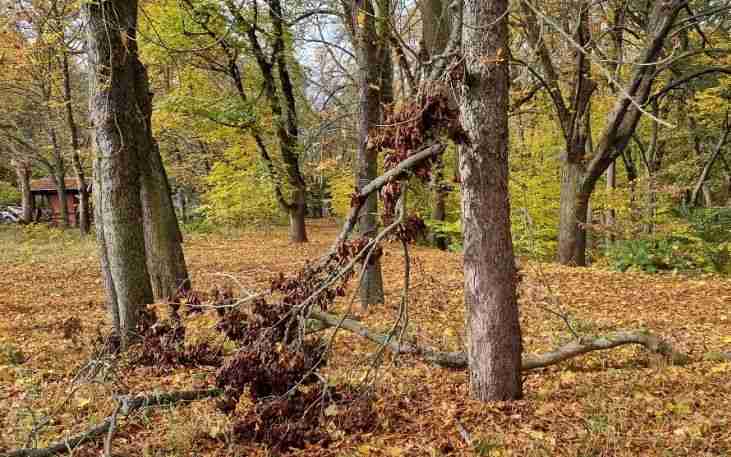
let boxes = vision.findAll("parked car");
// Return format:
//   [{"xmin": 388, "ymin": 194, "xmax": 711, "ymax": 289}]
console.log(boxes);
[{"xmin": 0, "ymin": 206, "xmax": 22, "ymax": 224}]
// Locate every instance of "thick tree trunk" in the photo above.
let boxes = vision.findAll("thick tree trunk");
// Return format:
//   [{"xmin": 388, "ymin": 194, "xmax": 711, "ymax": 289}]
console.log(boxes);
[
  {"xmin": 85, "ymin": 0, "xmax": 154, "ymax": 348},
  {"xmin": 133, "ymin": 58, "xmax": 190, "ymax": 301},
  {"xmin": 61, "ymin": 52, "xmax": 90, "ymax": 235},
  {"xmin": 140, "ymin": 144, "xmax": 190, "ymax": 300},
  {"xmin": 460, "ymin": 0, "xmax": 522, "ymax": 401},
  {"xmin": 15, "ymin": 161, "xmax": 34, "ymax": 223},
  {"xmin": 354, "ymin": 0, "xmax": 386, "ymax": 310}
]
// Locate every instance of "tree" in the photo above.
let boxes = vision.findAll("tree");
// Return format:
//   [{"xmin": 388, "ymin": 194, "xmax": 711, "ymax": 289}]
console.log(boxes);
[
  {"xmin": 345, "ymin": 0, "xmax": 393, "ymax": 309},
  {"xmin": 162, "ymin": 0, "xmax": 311, "ymax": 243},
  {"xmin": 460, "ymin": 0, "xmax": 523, "ymax": 400},
  {"xmin": 517, "ymin": 0, "xmax": 726, "ymax": 265},
  {"xmin": 85, "ymin": 0, "xmax": 189, "ymax": 347},
  {"xmin": 11, "ymin": 158, "xmax": 34, "ymax": 223}
]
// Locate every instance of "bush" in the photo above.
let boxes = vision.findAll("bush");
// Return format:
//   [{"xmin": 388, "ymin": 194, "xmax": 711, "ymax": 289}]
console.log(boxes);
[
  {"xmin": 0, "ymin": 181, "xmax": 20, "ymax": 206},
  {"xmin": 607, "ymin": 237, "xmax": 730, "ymax": 274}
]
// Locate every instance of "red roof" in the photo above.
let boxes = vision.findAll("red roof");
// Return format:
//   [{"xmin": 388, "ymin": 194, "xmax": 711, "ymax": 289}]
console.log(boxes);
[{"xmin": 30, "ymin": 177, "xmax": 90, "ymax": 193}]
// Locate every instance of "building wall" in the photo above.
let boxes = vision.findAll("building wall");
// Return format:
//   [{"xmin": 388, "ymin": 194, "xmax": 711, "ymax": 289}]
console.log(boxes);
[{"xmin": 47, "ymin": 193, "xmax": 78, "ymax": 226}]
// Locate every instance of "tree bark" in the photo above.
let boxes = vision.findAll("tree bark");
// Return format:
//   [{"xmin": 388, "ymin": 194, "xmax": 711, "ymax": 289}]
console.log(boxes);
[
  {"xmin": 133, "ymin": 59, "xmax": 191, "ymax": 301},
  {"xmin": 420, "ymin": 0, "xmax": 451, "ymax": 250},
  {"xmin": 14, "ymin": 160, "xmax": 34, "ymax": 223},
  {"xmin": 289, "ymin": 187, "xmax": 308, "ymax": 243},
  {"xmin": 310, "ymin": 309, "xmax": 690, "ymax": 369},
  {"xmin": 354, "ymin": 0, "xmax": 386, "ymax": 310},
  {"xmin": 60, "ymin": 52, "xmax": 90, "ymax": 235},
  {"xmin": 140, "ymin": 145, "xmax": 190, "ymax": 300},
  {"xmin": 85, "ymin": 0, "xmax": 154, "ymax": 348},
  {"xmin": 459, "ymin": 0, "xmax": 523, "ymax": 401}
]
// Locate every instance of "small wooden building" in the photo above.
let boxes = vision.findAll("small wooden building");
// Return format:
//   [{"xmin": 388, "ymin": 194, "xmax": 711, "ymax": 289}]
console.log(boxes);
[{"xmin": 30, "ymin": 177, "xmax": 91, "ymax": 226}]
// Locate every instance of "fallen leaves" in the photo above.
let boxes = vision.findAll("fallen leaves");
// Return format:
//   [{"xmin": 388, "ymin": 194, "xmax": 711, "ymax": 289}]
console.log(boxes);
[{"xmin": 1, "ymin": 222, "xmax": 731, "ymax": 456}]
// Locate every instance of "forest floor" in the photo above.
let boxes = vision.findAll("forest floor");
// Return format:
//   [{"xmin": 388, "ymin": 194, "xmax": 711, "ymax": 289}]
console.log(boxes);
[{"xmin": 1, "ymin": 220, "xmax": 731, "ymax": 457}]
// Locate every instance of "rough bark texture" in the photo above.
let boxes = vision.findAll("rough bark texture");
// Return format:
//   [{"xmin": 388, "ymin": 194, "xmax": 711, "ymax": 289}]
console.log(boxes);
[
  {"xmin": 85, "ymin": 0, "xmax": 154, "ymax": 348},
  {"xmin": 134, "ymin": 61, "xmax": 190, "ymax": 301},
  {"xmin": 140, "ymin": 145, "xmax": 190, "ymax": 300},
  {"xmin": 354, "ymin": 0, "xmax": 387, "ymax": 310},
  {"xmin": 459, "ymin": 0, "xmax": 523, "ymax": 401}
]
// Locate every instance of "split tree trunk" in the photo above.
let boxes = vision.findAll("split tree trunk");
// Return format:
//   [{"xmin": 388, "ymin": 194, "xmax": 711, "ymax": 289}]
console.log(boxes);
[
  {"xmin": 85, "ymin": 0, "xmax": 154, "ymax": 348},
  {"xmin": 459, "ymin": 0, "xmax": 523, "ymax": 401},
  {"xmin": 140, "ymin": 144, "xmax": 190, "ymax": 300},
  {"xmin": 133, "ymin": 59, "xmax": 190, "ymax": 301}
]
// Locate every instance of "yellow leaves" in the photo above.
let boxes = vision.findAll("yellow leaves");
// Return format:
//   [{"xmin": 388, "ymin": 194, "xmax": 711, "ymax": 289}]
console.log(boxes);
[
  {"xmin": 354, "ymin": 444, "xmax": 405, "ymax": 456},
  {"xmin": 665, "ymin": 400, "xmax": 692, "ymax": 417},
  {"xmin": 0, "ymin": 365, "xmax": 15, "ymax": 383},
  {"xmin": 384, "ymin": 446, "xmax": 405, "ymax": 456},
  {"xmin": 356, "ymin": 11, "xmax": 367, "ymax": 28},
  {"xmin": 75, "ymin": 396, "xmax": 91, "ymax": 410}
]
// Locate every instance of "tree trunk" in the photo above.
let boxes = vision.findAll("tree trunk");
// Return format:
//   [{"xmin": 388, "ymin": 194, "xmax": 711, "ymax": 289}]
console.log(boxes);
[
  {"xmin": 61, "ymin": 52, "xmax": 91, "ymax": 235},
  {"xmin": 605, "ymin": 162, "xmax": 615, "ymax": 243},
  {"xmin": 140, "ymin": 144, "xmax": 190, "ymax": 300},
  {"xmin": 85, "ymin": 0, "xmax": 154, "ymax": 349},
  {"xmin": 177, "ymin": 189, "xmax": 188, "ymax": 224},
  {"xmin": 354, "ymin": 0, "xmax": 386, "ymax": 310},
  {"xmin": 133, "ymin": 57, "xmax": 191, "ymax": 301},
  {"xmin": 460, "ymin": 0, "xmax": 522, "ymax": 401},
  {"xmin": 289, "ymin": 187, "xmax": 308, "ymax": 243},
  {"xmin": 558, "ymin": 156, "xmax": 587, "ymax": 266},
  {"xmin": 421, "ymin": 0, "xmax": 452, "ymax": 248},
  {"xmin": 48, "ymin": 128, "xmax": 69, "ymax": 228},
  {"xmin": 15, "ymin": 161, "xmax": 34, "ymax": 223}
]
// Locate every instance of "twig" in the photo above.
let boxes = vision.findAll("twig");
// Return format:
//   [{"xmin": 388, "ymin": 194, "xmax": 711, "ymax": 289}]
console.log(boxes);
[{"xmin": 103, "ymin": 401, "xmax": 121, "ymax": 457}]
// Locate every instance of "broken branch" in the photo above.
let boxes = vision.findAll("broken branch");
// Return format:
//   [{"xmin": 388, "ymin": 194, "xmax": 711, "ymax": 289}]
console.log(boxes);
[
  {"xmin": 308, "ymin": 309, "xmax": 690, "ymax": 370},
  {"xmin": 3, "ymin": 389, "xmax": 222, "ymax": 457}
]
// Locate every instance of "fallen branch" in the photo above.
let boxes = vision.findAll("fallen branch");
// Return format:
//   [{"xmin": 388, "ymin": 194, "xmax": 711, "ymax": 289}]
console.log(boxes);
[
  {"xmin": 309, "ymin": 310, "xmax": 690, "ymax": 369},
  {"xmin": 2, "ymin": 389, "xmax": 222, "ymax": 457}
]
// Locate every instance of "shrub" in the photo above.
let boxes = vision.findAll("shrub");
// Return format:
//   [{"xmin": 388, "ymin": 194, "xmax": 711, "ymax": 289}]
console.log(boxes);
[{"xmin": 0, "ymin": 181, "xmax": 20, "ymax": 206}]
